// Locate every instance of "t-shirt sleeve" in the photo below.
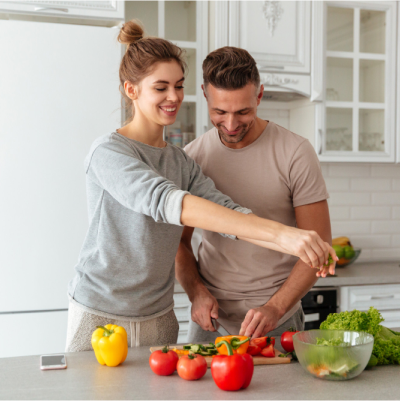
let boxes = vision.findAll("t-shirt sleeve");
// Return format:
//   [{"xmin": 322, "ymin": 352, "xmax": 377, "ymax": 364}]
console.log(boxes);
[
  {"xmin": 289, "ymin": 140, "xmax": 329, "ymax": 208},
  {"xmin": 86, "ymin": 142, "xmax": 189, "ymax": 226},
  {"xmin": 184, "ymin": 153, "xmax": 252, "ymax": 239}
]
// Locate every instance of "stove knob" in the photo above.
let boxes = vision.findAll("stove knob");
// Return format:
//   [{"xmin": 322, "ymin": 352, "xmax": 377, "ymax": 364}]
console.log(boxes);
[{"xmin": 316, "ymin": 294, "xmax": 324, "ymax": 304}]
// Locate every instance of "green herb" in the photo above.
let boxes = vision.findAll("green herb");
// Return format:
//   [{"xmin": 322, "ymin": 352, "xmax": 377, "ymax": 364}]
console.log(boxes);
[
  {"xmin": 316, "ymin": 337, "xmax": 350, "ymax": 347},
  {"xmin": 320, "ymin": 307, "xmax": 400, "ymax": 366}
]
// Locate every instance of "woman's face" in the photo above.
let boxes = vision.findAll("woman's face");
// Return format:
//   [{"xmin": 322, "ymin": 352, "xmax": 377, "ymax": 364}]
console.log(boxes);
[{"xmin": 133, "ymin": 60, "xmax": 184, "ymax": 127}]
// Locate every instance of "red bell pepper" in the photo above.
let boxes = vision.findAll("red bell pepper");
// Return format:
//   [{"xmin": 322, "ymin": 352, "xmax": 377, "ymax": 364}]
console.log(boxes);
[{"xmin": 211, "ymin": 340, "xmax": 254, "ymax": 391}]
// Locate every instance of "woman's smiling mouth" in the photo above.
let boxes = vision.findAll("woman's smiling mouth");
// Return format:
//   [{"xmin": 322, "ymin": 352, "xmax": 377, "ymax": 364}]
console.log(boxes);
[{"xmin": 160, "ymin": 105, "xmax": 178, "ymax": 116}]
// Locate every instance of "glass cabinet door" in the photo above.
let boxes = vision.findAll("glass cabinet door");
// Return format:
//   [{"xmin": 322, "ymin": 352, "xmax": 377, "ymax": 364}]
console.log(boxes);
[{"xmin": 319, "ymin": 2, "xmax": 395, "ymax": 162}]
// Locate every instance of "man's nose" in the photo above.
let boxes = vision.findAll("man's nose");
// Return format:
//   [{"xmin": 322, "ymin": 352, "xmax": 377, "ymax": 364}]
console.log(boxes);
[{"xmin": 224, "ymin": 115, "xmax": 239, "ymax": 131}]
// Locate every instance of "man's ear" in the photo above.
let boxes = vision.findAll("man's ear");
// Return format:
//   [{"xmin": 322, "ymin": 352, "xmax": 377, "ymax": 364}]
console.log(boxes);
[
  {"xmin": 256, "ymin": 84, "xmax": 264, "ymax": 105},
  {"xmin": 201, "ymin": 84, "xmax": 207, "ymax": 100},
  {"xmin": 124, "ymin": 81, "xmax": 138, "ymax": 101}
]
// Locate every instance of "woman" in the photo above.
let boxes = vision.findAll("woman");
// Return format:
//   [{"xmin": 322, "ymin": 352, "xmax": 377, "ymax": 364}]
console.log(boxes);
[{"xmin": 66, "ymin": 21, "xmax": 337, "ymax": 352}]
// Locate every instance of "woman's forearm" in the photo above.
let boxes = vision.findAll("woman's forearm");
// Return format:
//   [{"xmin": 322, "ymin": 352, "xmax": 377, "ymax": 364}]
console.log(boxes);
[{"xmin": 180, "ymin": 194, "xmax": 281, "ymax": 244}]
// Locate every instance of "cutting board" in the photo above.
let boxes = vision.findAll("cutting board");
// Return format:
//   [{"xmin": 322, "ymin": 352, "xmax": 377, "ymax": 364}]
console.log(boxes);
[{"xmin": 149, "ymin": 344, "xmax": 291, "ymax": 367}]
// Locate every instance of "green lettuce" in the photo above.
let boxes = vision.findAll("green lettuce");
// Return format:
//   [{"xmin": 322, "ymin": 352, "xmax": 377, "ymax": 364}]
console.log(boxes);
[{"xmin": 320, "ymin": 307, "xmax": 400, "ymax": 366}]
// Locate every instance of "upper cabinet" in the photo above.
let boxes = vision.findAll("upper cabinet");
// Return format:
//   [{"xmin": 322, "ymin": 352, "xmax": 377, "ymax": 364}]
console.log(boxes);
[
  {"xmin": 0, "ymin": 1, "xmax": 124, "ymax": 20},
  {"xmin": 314, "ymin": 1, "xmax": 397, "ymax": 163},
  {"xmin": 215, "ymin": 1, "xmax": 312, "ymax": 97}
]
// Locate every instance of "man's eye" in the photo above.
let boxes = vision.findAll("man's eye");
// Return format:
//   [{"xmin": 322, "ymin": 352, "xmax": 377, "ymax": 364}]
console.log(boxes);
[{"xmin": 239, "ymin": 112, "xmax": 249, "ymax": 115}]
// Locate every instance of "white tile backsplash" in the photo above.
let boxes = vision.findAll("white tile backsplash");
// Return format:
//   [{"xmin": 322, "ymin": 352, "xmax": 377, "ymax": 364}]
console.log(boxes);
[{"xmin": 323, "ymin": 163, "xmax": 400, "ymax": 262}]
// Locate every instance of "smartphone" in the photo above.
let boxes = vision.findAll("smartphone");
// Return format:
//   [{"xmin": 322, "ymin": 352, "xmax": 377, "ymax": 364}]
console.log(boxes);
[{"xmin": 40, "ymin": 354, "xmax": 67, "ymax": 370}]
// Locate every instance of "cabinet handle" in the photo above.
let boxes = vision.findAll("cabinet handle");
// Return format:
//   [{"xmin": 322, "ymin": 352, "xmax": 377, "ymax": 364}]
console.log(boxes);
[
  {"xmin": 318, "ymin": 129, "xmax": 323, "ymax": 154},
  {"xmin": 34, "ymin": 7, "xmax": 69, "ymax": 13},
  {"xmin": 370, "ymin": 295, "xmax": 395, "ymax": 300}
]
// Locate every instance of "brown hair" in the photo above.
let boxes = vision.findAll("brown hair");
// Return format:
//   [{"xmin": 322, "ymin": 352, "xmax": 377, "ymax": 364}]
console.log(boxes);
[
  {"xmin": 202, "ymin": 46, "xmax": 260, "ymax": 91},
  {"xmin": 117, "ymin": 20, "xmax": 187, "ymax": 121}
]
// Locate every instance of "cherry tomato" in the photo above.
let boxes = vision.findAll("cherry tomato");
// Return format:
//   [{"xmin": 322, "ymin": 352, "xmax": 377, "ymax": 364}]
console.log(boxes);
[
  {"xmin": 177, "ymin": 354, "xmax": 207, "ymax": 381},
  {"xmin": 260, "ymin": 344, "xmax": 275, "ymax": 358},
  {"xmin": 280, "ymin": 328, "xmax": 299, "ymax": 353},
  {"xmin": 247, "ymin": 345, "xmax": 262, "ymax": 356},
  {"xmin": 149, "ymin": 346, "xmax": 179, "ymax": 376}
]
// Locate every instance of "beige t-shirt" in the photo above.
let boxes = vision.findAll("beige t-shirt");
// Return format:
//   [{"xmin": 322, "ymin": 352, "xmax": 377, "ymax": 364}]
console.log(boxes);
[{"xmin": 184, "ymin": 121, "xmax": 329, "ymax": 334}]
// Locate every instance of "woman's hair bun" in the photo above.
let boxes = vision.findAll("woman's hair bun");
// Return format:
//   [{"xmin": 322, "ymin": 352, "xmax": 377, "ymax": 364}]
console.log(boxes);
[{"xmin": 118, "ymin": 20, "xmax": 144, "ymax": 47}]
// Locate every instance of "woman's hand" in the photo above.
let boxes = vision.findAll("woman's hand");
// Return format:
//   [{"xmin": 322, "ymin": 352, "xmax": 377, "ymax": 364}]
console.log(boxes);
[{"xmin": 276, "ymin": 226, "xmax": 338, "ymax": 275}]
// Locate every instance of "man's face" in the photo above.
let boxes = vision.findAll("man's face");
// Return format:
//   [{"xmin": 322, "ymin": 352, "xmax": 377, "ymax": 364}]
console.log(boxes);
[{"xmin": 204, "ymin": 83, "xmax": 263, "ymax": 144}]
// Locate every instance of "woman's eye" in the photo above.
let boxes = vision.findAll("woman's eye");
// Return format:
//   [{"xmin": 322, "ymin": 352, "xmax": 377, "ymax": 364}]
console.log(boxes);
[
  {"xmin": 176, "ymin": 86, "xmax": 184, "ymax": 90},
  {"xmin": 155, "ymin": 88, "xmax": 166, "ymax": 92}
]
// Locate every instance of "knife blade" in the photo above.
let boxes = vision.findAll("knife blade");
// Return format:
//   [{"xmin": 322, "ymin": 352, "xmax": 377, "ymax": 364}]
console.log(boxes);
[{"xmin": 211, "ymin": 318, "xmax": 231, "ymax": 336}]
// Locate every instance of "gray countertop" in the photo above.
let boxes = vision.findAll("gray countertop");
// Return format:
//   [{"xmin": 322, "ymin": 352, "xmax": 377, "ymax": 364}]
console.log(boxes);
[
  {"xmin": 1, "ymin": 345, "xmax": 399, "ymax": 400},
  {"xmin": 174, "ymin": 262, "xmax": 400, "ymax": 293},
  {"xmin": 315, "ymin": 261, "xmax": 400, "ymax": 287}
]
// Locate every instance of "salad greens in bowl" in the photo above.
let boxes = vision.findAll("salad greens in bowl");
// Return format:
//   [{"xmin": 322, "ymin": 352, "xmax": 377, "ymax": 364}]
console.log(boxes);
[{"xmin": 293, "ymin": 330, "xmax": 374, "ymax": 381}]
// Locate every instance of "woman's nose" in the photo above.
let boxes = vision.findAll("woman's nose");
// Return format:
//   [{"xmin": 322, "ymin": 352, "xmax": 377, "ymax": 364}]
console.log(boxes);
[{"xmin": 166, "ymin": 89, "xmax": 180, "ymax": 102}]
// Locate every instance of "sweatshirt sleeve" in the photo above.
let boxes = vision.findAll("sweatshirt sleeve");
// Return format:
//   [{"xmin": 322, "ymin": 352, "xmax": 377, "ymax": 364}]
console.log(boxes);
[
  {"xmin": 86, "ymin": 142, "xmax": 189, "ymax": 226},
  {"xmin": 185, "ymin": 155, "xmax": 252, "ymax": 239}
]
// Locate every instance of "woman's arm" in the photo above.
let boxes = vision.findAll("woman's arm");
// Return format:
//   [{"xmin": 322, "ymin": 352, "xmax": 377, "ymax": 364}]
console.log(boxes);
[{"xmin": 181, "ymin": 194, "xmax": 337, "ymax": 269}]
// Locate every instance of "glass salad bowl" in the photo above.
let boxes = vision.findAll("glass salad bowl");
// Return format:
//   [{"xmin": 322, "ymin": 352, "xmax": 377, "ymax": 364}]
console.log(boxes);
[{"xmin": 293, "ymin": 330, "xmax": 374, "ymax": 381}]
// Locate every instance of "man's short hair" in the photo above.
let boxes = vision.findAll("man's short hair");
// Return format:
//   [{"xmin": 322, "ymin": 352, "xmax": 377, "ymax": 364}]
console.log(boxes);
[{"xmin": 202, "ymin": 46, "xmax": 260, "ymax": 91}]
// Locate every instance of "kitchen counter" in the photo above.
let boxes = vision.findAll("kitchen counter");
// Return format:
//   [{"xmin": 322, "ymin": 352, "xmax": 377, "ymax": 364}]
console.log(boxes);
[
  {"xmin": 174, "ymin": 262, "xmax": 400, "ymax": 294},
  {"xmin": 315, "ymin": 262, "xmax": 400, "ymax": 287},
  {"xmin": 1, "ymin": 344, "xmax": 399, "ymax": 400}
]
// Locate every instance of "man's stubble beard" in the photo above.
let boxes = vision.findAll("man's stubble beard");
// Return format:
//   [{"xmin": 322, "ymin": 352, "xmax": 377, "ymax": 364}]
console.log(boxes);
[{"xmin": 213, "ymin": 117, "xmax": 256, "ymax": 144}]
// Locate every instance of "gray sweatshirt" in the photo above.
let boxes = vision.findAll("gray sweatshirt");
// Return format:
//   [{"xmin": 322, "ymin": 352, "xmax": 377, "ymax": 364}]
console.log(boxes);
[{"xmin": 68, "ymin": 132, "xmax": 251, "ymax": 318}]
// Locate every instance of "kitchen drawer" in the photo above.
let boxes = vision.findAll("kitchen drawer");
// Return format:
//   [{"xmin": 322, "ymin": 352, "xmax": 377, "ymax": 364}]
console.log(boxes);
[
  {"xmin": 340, "ymin": 285, "xmax": 400, "ymax": 312},
  {"xmin": 380, "ymin": 310, "xmax": 400, "ymax": 329},
  {"xmin": 174, "ymin": 306, "xmax": 190, "ymax": 322},
  {"xmin": 173, "ymin": 293, "xmax": 190, "ymax": 308},
  {"xmin": 177, "ymin": 321, "xmax": 189, "ymax": 344}
]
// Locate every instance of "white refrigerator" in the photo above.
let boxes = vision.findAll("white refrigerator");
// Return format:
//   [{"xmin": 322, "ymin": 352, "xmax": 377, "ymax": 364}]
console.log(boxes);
[{"xmin": 0, "ymin": 19, "xmax": 122, "ymax": 357}]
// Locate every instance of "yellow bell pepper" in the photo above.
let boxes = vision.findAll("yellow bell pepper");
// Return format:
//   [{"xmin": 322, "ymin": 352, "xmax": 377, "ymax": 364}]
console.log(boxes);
[
  {"xmin": 215, "ymin": 335, "xmax": 250, "ymax": 355},
  {"xmin": 91, "ymin": 324, "xmax": 128, "ymax": 367}
]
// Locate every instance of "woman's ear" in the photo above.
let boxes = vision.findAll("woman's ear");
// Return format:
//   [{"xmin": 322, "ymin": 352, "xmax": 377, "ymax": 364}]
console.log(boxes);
[{"xmin": 124, "ymin": 81, "xmax": 138, "ymax": 100}]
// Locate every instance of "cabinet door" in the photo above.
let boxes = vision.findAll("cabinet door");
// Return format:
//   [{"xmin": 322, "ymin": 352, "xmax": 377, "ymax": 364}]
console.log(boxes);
[
  {"xmin": 0, "ymin": 311, "xmax": 68, "ymax": 358},
  {"xmin": 0, "ymin": 20, "xmax": 121, "ymax": 312},
  {"xmin": 229, "ymin": 1, "xmax": 311, "ymax": 74},
  {"xmin": 316, "ymin": 1, "xmax": 397, "ymax": 163},
  {"xmin": 0, "ymin": 1, "xmax": 124, "ymax": 20}
]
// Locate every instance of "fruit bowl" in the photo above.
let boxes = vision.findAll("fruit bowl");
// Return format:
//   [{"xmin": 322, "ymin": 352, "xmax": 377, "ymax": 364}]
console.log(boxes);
[
  {"xmin": 336, "ymin": 248, "xmax": 361, "ymax": 268},
  {"xmin": 293, "ymin": 330, "xmax": 374, "ymax": 381}
]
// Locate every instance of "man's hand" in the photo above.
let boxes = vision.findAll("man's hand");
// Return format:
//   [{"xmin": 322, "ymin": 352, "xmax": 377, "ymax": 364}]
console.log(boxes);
[
  {"xmin": 190, "ymin": 286, "xmax": 220, "ymax": 332},
  {"xmin": 239, "ymin": 304, "xmax": 281, "ymax": 338}
]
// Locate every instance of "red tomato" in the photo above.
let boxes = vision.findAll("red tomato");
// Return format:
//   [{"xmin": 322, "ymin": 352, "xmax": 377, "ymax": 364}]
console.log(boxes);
[
  {"xmin": 177, "ymin": 354, "xmax": 207, "ymax": 381},
  {"xmin": 149, "ymin": 347, "xmax": 179, "ymax": 376},
  {"xmin": 260, "ymin": 344, "xmax": 275, "ymax": 358},
  {"xmin": 247, "ymin": 345, "xmax": 262, "ymax": 356},
  {"xmin": 280, "ymin": 328, "xmax": 299, "ymax": 353},
  {"xmin": 250, "ymin": 337, "xmax": 266, "ymax": 349}
]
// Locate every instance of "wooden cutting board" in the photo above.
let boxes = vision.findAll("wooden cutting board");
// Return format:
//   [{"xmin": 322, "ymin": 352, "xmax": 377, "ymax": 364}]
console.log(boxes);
[{"xmin": 149, "ymin": 344, "xmax": 291, "ymax": 367}]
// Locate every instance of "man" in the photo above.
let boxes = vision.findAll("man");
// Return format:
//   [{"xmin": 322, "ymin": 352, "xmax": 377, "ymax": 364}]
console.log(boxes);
[{"xmin": 175, "ymin": 47, "xmax": 332, "ymax": 342}]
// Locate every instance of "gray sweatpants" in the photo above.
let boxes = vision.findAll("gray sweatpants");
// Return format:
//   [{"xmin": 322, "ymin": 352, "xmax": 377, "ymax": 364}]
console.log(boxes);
[
  {"xmin": 65, "ymin": 297, "xmax": 179, "ymax": 352},
  {"xmin": 187, "ymin": 307, "xmax": 305, "ymax": 352}
]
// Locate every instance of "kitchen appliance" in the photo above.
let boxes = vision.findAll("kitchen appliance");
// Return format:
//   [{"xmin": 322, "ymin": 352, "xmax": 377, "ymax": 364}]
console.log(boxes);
[{"xmin": 301, "ymin": 287, "xmax": 338, "ymax": 330}]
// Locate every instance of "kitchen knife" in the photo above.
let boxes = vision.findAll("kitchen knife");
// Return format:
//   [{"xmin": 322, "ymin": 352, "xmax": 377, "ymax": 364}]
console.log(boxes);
[{"xmin": 211, "ymin": 318, "xmax": 231, "ymax": 336}]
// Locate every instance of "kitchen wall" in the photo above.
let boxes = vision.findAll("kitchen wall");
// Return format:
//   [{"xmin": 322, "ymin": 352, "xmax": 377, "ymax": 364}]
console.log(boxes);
[{"xmin": 260, "ymin": 107, "xmax": 400, "ymax": 263}]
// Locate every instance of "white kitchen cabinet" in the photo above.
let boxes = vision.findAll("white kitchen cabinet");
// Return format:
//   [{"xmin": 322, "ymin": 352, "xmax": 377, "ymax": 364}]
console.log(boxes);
[
  {"xmin": 313, "ymin": 1, "xmax": 397, "ymax": 163},
  {"xmin": 340, "ymin": 284, "xmax": 400, "ymax": 329},
  {"xmin": 125, "ymin": 1, "xmax": 209, "ymax": 144},
  {"xmin": 0, "ymin": 311, "xmax": 68, "ymax": 358},
  {"xmin": 0, "ymin": 1, "xmax": 124, "ymax": 21},
  {"xmin": 215, "ymin": 1, "xmax": 311, "ymax": 96},
  {"xmin": 173, "ymin": 287, "xmax": 191, "ymax": 344}
]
